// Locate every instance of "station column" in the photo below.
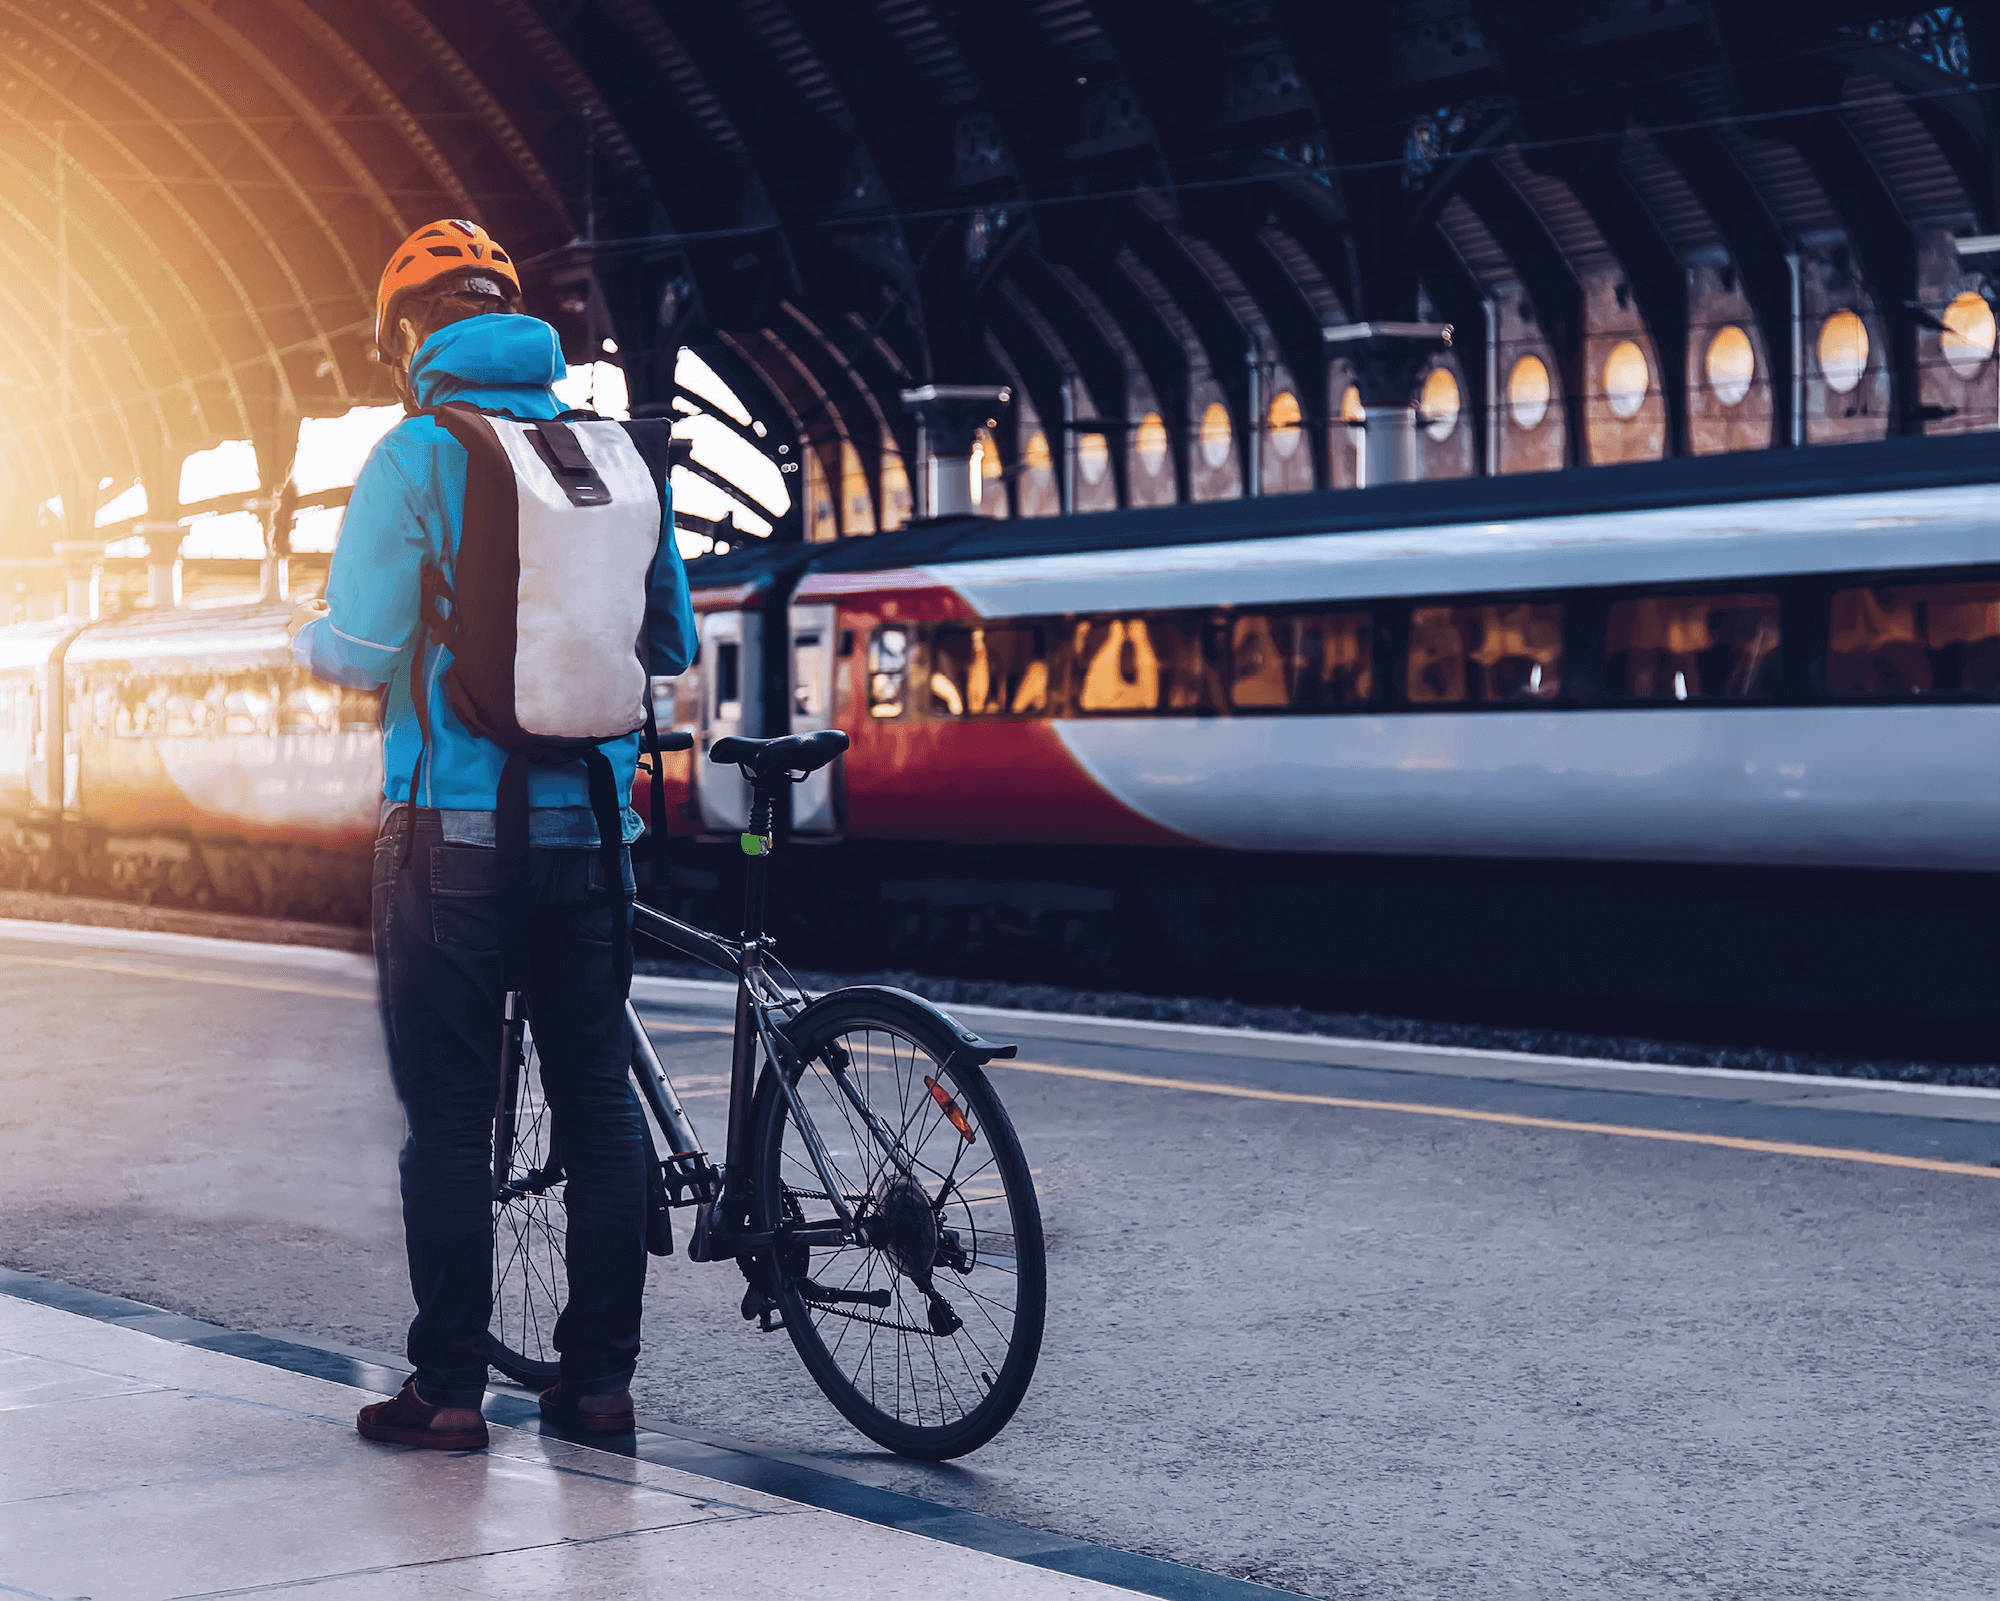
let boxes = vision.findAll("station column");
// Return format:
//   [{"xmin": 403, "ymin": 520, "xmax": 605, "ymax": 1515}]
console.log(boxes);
[
  {"xmin": 900, "ymin": 385, "xmax": 1010, "ymax": 518},
  {"xmin": 1322, "ymin": 323, "xmax": 1452, "ymax": 487}
]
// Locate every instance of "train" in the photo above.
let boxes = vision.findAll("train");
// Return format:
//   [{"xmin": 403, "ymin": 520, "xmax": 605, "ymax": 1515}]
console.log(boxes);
[{"xmin": 5, "ymin": 429, "xmax": 1996, "ymax": 1053}]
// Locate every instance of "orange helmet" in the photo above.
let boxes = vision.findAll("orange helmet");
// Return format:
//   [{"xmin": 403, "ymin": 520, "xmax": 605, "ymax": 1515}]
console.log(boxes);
[{"xmin": 374, "ymin": 218, "xmax": 522, "ymax": 362}]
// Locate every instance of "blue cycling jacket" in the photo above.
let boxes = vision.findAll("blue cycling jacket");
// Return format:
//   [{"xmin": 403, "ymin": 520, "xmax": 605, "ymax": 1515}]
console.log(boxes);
[{"xmin": 293, "ymin": 314, "xmax": 697, "ymax": 814}]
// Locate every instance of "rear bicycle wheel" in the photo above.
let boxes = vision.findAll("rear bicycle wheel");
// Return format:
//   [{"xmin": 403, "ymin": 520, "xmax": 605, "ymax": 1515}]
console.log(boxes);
[
  {"xmin": 489, "ymin": 1019, "xmax": 565, "ymax": 1388},
  {"xmin": 750, "ymin": 997, "xmax": 1046, "ymax": 1459}
]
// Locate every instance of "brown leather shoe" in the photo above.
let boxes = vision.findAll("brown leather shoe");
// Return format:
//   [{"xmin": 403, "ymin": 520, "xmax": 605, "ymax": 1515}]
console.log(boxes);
[
  {"xmin": 357, "ymin": 1379, "xmax": 489, "ymax": 1450},
  {"xmin": 538, "ymin": 1381, "xmax": 636, "ymax": 1435}
]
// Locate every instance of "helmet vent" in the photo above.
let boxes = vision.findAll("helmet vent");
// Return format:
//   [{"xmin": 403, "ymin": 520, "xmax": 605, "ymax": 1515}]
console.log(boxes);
[{"xmin": 426, "ymin": 245, "xmax": 465, "ymax": 257}]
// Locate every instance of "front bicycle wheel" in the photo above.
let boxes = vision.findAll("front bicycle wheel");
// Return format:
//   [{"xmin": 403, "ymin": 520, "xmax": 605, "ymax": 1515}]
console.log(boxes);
[
  {"xmin": 489, "ymin": 1019, "xmax": 565, "ymax": 1388},
  {"xmin": 750, "ymin": 996, "xmax": 1046, "ymax": 1460}
]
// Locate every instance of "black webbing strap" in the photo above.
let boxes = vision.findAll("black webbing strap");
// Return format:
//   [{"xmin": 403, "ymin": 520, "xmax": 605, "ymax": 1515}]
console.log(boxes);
[
  {"xmin": 640, "ymin": 688, "xmax": 670, "ymax": 899},
  {"xmin": 581, "ymin": 748, "xmax": 634, "ymax": 994},
  {"xmin": 495, "ymin": 749, "xmax": 534, "ymax": 992},
  {"xmin": 495, "ymin": 747, "xmax": 631, "ymax": 994},
  {"xmin": 398, "ymin": 627, "xmax": 434, "ymax": 867}
]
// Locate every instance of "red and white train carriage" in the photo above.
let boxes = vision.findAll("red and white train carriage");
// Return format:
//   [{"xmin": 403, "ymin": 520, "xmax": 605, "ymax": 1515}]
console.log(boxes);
[{"xmin": 5, "ymin": 430, "xmax": 1997, "ymax": 1047}]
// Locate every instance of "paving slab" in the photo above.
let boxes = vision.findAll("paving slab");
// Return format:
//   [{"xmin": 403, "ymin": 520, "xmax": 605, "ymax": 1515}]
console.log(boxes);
[{"xmin": 0, "ymin": 1296, "xmax": 1142, "ymax": 1601}]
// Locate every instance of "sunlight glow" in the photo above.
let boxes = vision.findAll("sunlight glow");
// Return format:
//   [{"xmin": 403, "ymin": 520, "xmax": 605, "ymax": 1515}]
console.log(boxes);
[
  {"xmin": 180, "ymin": 439, "xmax": 259, "ymax": 505},
  {"xmin": 674, "ymin": 412, "xmax": 789, "ymax": 515},
  {"xmin": 670, "ymin": 465, "xmax": 773, "ymax": 538},
  {"xmin": 95, "ymin": 481, "xmax": 148, "ymax": 527},
  {"xmin": 553, "ymin": 361, "xmax": 629, "ymax": 419},
  {"xmin": 289, "ymin": 505, "xmax": 345, "ymax": 554},
  {"xmin": 179, "ymin": 510, "xmax": 265, "ymax": 559},
  {"xmin": 674, "ymin": 348, "xmax": 753, "ymax": 425},
  {"xmin": 293, "ymin": 405, "xmax": 403, "ymax": 495}
]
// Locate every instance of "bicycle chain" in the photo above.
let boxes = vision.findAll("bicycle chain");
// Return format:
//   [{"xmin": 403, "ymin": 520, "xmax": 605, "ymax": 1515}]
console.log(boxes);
[{"xmin": 780, "ymin": 1186, "xmax": 960, "ymax": 1337}]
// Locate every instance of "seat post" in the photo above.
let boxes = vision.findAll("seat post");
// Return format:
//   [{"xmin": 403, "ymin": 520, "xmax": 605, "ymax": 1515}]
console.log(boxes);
[{"xmin": 738, "ymin": 781, "xmax": 775, "ymax": 943}]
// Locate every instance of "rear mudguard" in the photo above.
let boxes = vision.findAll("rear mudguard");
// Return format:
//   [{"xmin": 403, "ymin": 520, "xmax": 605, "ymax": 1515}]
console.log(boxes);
[{"xmin": 779, "ymin": 984, "xmax": 1018, "ymax": 1068}]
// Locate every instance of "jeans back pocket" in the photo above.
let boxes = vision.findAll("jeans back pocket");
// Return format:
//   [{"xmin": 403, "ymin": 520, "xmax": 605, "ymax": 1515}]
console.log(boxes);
[{"xmin": 430, "ymin": 844, "xmax": 502, "ymax": 952}]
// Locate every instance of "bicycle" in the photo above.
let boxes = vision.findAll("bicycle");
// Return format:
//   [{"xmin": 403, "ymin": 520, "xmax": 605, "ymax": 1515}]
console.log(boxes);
[{"xmin": 486, "ymin": 727, "xmax": 1047, "ymax": 1460}]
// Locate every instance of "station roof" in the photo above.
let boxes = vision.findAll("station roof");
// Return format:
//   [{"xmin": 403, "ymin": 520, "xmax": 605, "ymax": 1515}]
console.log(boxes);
[{"xmin": 2, "ymin": 1, "xmax": 1995, "ymax": 551}]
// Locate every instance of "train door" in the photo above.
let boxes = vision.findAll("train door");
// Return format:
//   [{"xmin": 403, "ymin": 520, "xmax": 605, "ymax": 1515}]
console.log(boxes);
[
  {"xmin": 787, "ymin": 602, "xmax": 838, "ymax": 834},
  {"xmin": 695, "ymin": 607, "xmax": 760, "ymax": 833}
]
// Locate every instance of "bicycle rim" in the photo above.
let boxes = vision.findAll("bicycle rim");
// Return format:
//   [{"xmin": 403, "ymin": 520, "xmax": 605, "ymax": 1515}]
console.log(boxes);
[
  {"xmin": 754, "ymin": 1004, "xmax": 1046, "ymax": 1459},
  {"xmin": 489, "ymin": 1020, "xmax": 566, "ymax": 1387}
]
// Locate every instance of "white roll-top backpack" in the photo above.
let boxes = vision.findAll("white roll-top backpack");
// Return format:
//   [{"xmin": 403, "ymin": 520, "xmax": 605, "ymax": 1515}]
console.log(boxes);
[{"xmin": 408, "ymin": 401, "xmax": 678, "ymax": 984}]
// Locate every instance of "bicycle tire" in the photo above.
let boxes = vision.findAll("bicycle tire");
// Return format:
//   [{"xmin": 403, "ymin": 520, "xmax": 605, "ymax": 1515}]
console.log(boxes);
[
  {"xmin": 748, "ymin": 994, "xmax": 1047, "ymax": 1460},
  {"xmin": 489, "ymin": 1019, "xmax": 565, "ymax": 1388}
]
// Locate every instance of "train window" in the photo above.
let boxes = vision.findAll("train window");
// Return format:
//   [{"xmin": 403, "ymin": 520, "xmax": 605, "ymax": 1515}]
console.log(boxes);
[
  {"xmin": 793, "ymin": 633, "xmax": 823, "ymax": 718},
  {"xmin": 1230, "ymin": 615, "xmax": 1288, "ymax": 707},
  {"xmin": 222, "ymin": 673, "xmax": 276, "ymax": 736},
  {"xmin": 338, "ymin": 687, "xmax": 384, "ymax": 732},
  {"xmin": 1150, "ymin": 615, "xmax": 1222, "ymax": 711},
  {"xmin": 930, "ymin": 625, "xmax": 1048, "ymax": 717},
  {"xmin": 1603, "ymin": 593, "xmax": 1780, "ymax": 700},
  {"xmin": 868, "ymin": 626, "xmax": 908, "ymax": 718},
  {"xmin": 1231, "ymin": 611, "xmax": 1374, "ymax": 709},
  {"xmin": 1407, "ymin": 603, "xmax": 1561, "ymax": 703},
  {"xmin": 1077, "ymin": 618, "xmax": 1159, "ymax": 712},
  {"xmin": 714, "ymin": 642, "xmax": 741, "ymax": 720},
  {"xmin": 1827, "ymin": 581, "xmax": 2000, "ymax": 696},
  {"xmin": 1294, "ymin": 612, "xmax": 1374, "ymax": 706},
  {"xmin": 279, "ymin": 677, "xmax": 338, "ymax": 735}
]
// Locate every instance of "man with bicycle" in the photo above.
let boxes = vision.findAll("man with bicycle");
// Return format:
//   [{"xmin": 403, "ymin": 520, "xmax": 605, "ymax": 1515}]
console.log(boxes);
[{"xmin": 290, "ymin": 219, "xmax": 696, "ymax": 1449}]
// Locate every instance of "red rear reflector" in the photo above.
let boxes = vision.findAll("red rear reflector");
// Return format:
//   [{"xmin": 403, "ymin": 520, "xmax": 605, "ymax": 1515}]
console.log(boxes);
[{"xmin": 925, "ymin": 1076, "xmax": 976, "ymax": 1143}]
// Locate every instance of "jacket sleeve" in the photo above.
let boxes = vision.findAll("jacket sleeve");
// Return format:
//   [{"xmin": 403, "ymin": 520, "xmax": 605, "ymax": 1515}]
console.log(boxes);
[
  {"xmin": 643, "ymin": 477, "xmax": 698, "ymax": 678},
  {"xmin": 291, "ymin": 429, "xmax": 432, "ymax": 690}
]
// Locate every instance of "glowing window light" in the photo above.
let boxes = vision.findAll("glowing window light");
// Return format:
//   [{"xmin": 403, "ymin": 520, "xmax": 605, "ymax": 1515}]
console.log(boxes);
[
  {"xmin": 1025, "ymin": 430, "xmax": 1052, "ymax": 477},
  {"xmin": 1419, "ymin": 368, "xmax": 1460, "ymax": 442},
  {"xmin": 180, "ymin": 439, "xmax": 259, "ymax": 504},
  {"xmin": 1267, "ymin": 390, "xmax": 1302, "ymax": 458},
  {"xmin": 1339, "ymin": 384, "xmax": 1364, "ymax": 424},
  {"xmin": 1079, "ymin": 431, "xmax": 1110, "ymax": 483},
  {"xmin": 1198, "ymin": 401, "xmax": 1232, "ymax": 468},
  {"xmin": 293, "ymin": 404, "xmax": 403, "ymax": 495},
  {"xmin": 673, "ymin": 347, "xmax": 753, "ymax": 425},
  {"xmin": 1940, "ymin": 290, "xmax": 1996, "ymax": 378},
  {"xmin": 1706, "ymin": 325, "xmax": 1754, "ymax": 406},
  {"xmin": 1603, "ymin": 340, "xmax": 1649, "ymax": 419},
  {"xmin": 673, "ymin": 412, "xmax": 790, "ymax": 516},
  {"xmin": 1507, "ymin": 356, "xmax": 1550, "ymax": 430},
  {"xmin": 1134, "ymin": 412, "xmax": 1168, "ymax": 474},
  {"xmin": 1818, "ymin": 309, "xmax": 1869, "ymax": 394}
]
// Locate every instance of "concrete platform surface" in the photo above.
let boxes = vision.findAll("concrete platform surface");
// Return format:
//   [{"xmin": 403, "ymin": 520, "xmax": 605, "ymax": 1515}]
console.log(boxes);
[{"xmin": 0, "ymin": 1295, "xmax": 1141, "ymax": 1601}]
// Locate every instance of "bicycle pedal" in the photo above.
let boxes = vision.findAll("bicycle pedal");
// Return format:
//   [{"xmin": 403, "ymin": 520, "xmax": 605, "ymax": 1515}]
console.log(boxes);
[{"xmin": 757, "ymin": 1307, "xmax": 786, "ymax": 1333}]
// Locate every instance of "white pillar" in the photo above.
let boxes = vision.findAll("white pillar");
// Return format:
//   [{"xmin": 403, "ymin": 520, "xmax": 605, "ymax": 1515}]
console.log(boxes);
[{"xmin": 1361, "ymin": 405, "xmax": 1419, "ymax": 486}]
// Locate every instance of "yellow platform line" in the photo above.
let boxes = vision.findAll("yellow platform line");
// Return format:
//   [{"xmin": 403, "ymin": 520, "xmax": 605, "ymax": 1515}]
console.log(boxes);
[
  {"xmin": 0, "ymin": 951, "xmax": 371, "ymax": 1004},
  {"xmin": 995, "ymin": 1059, "xmax": 2000, "ymax": 1181}
]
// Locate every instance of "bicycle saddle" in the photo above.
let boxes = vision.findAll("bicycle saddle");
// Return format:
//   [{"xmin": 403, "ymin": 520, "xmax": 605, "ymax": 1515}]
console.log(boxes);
[{"xmin": 708, "ymin": 729, "xmax": 849, "ymax": 781}]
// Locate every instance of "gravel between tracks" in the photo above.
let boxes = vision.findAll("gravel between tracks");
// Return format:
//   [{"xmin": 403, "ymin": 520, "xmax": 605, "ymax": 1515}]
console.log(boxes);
[{"xmin": 2, "ymin": 888, "xmax": 1987, "ymax": 1089}]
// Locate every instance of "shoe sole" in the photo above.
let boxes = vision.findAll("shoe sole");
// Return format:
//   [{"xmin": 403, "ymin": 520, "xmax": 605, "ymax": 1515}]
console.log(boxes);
[{"xmin": 356, "ymin": 1420, "xmax": 490, "ymax": 1450}]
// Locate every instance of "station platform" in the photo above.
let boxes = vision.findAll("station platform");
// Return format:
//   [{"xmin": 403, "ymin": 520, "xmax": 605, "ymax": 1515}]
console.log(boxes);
[{"xmin": 1, "ymin": 1285, "xmax": 1146, "ymax": 1601}]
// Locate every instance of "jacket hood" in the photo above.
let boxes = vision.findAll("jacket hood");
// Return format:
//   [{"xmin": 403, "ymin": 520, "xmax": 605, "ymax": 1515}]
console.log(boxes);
[{"xmin": 410, "ymin": 314, "xmax": 565, "ymax": 406}]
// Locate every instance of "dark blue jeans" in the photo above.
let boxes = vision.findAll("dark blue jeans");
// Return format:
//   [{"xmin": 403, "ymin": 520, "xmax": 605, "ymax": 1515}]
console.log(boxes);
[{"xmin": 372, "ymin": 809, "xmax": 646, "ymax": 1409}]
